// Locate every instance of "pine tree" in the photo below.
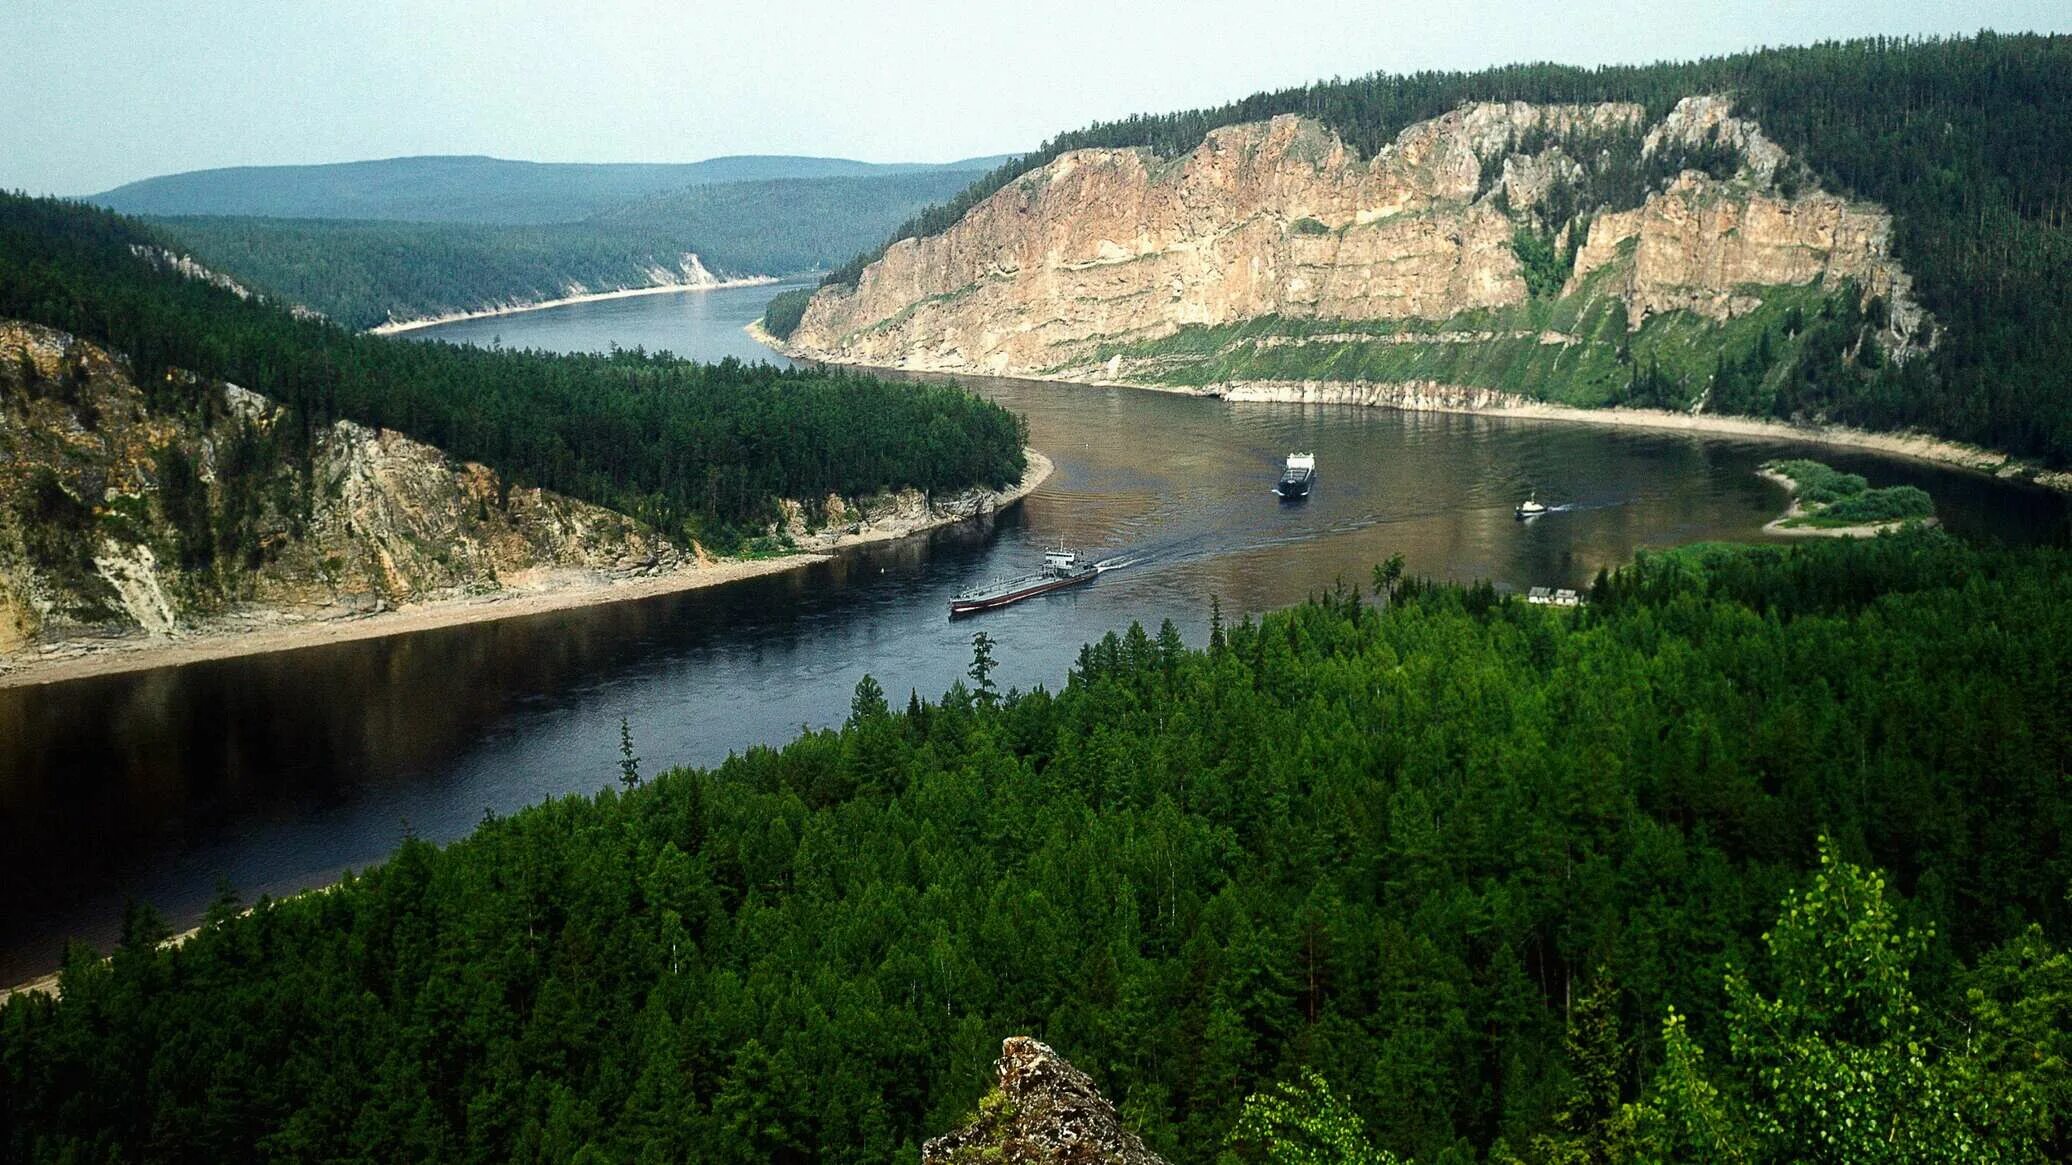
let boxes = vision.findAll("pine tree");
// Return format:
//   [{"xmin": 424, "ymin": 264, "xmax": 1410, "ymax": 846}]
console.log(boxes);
[
  {"xmin": 1535, "ymin": 969, "xmax": 1626, "ymax": 1164},
  {"xmin": 618, "ymin": 717, "xmax": 641, "ymax": 790},
  {"xmin": 849, "ymin": 674, "xmax": 888, "ymax": 724},
  {"xmin": 967, "ymin": 631, "xmax": 998, "ymax": 706},
  {"xmin": 1371, "ymin": 554, "xmax": 1407, "ymax": 604}
]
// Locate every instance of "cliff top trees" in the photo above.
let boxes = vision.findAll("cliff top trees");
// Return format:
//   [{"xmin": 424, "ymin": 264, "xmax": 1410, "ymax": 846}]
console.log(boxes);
[
  {"xmin": 0, "ymin": 194, "xmax": 1028, "ymax": 548},
  {"xmin": 826, "ymin": 34, "xmax": 2072, "ymax": 463}
]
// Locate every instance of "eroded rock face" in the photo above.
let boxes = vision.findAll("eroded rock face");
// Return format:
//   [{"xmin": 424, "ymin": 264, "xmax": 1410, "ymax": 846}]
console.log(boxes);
[
  {"xmin": 923, "ymin": 1037, "xmax": 1167, "ymax": 1165},
  {"xmin": 1643, "ymin": 93, "xmax": 1790, "ymax": 184},
  {"xmin": 0, "ymin": 320, "xmax": 1030, "ymax": 659},
  {"xmin": 788, "ymin": 97, "xmax": 1923, "ymax": 378},
  {"xmin": 1570, "ymin": 172, "xmax": 1918, "ymax": 337},
  {"xmin": 794, "ymin": 106, "xmax": 1638, "ymax": 376},
  {"xmin": 0, "ymin": 321, "xmax": 691, "ymax": 648}
]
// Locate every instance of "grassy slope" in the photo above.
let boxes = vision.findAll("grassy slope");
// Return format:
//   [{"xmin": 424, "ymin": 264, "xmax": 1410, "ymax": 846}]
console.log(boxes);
[{"xmin": 1088, "ymin": 250, "xmax": 1831, "ymax": 412}]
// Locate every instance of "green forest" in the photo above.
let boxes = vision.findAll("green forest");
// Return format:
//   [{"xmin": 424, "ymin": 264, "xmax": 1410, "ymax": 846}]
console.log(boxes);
[
  {"xmin": 0, "ymin": 194, "xmax": 1026, "ymax": 546},
  {"xmin": 594, "ymin": 170, "xmax": 994, "ymax": 281},
  {"xmin": 143, "ymin": 167, "xmax": 986, "ymax": 330},
  {"xmin": 824, "ymin": 34, "xmax": 2072, "ymax": 465},
  {"xmin": 5, "ymin": 530, "xmax": 2067, "ymax": 1162},
  {"xmin": 148, "ymin": 216, "xmax": 728, "ymax": 332}
]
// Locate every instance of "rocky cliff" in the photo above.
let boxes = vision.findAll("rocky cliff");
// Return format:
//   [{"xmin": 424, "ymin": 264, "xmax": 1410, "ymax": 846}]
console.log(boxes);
[
  {"xmin": 0, "ymin": 321, "xmax": 1031, "ymax": 665},
  {"xmin": 786, "ymin": 97, "xmax": 1925, "ymax": 407},
  {"xmin": 924, "ymin": 1038, "xmax": 1166, "ymax": 1165},
  {"xmin": 0, "ymin": 320, "xmax": 687, "ymax": 655}
]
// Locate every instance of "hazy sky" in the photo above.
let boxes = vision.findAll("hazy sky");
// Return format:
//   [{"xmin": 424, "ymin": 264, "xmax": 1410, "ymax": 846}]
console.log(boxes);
[{"xmin": 7, "ymin": 1, "xmax": 2068, "ymax": 195}]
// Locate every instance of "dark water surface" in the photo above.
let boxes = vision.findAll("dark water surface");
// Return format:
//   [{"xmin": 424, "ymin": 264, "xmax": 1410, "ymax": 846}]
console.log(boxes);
[{"xmin": 3, "ymin": 283, "xmax": 2064, "ymax": 982}]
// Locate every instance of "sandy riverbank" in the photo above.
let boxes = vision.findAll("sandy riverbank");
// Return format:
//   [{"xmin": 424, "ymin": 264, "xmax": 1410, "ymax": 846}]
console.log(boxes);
[
  {"xmin": 2, "ymin": 881, "xmax": 350, "ymax": 1002},
  {"xmin": 368, "ymin": 275, "xmax": 782, "ymax": 336},
  {"xmin": 0, "ymin": 451, "xmax": 1052, "ymax": 691},
  {"xmin": 1167, "ymin": 381, "xmax": 2065, "ymax": 491},
  {"xmin": 767, "ymin": 329, "xmax": 2072, "ymax": 492},
  {"xmin": 4, "ymin": 918, "xmax": 207, "ymax": 1002}
]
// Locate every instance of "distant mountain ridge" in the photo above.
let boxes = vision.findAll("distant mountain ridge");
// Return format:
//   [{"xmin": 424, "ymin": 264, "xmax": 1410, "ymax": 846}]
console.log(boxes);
[
  {"xmin": 145, "ymin": 166, "xmax": 996, "ymax": 329},
  {"xmin": 88, "ymin": 153, "xmax": 1015, "ymax": 225}
]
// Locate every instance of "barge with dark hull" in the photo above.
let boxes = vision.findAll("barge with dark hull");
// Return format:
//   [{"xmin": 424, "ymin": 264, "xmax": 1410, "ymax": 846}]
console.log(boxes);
[
  {"xmin": 949, "ymin": 545, "xmax": 1097, "ymax": 616},
  {"xmin": 1278, "ymin": 453, "xmax": 1316, "ymax": 500}
]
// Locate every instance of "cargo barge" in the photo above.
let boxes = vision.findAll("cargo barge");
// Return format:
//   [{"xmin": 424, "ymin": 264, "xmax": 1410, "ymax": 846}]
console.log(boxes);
[{"xmin": 949, "ymin": 544, "xmax": 1098, "ymax": 616}]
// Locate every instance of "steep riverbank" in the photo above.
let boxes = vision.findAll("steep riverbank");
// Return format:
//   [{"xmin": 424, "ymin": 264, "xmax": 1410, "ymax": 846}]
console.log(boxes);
[
  {"xmin": 769, "ymin": 95, "xmax": 2068, "ymax": 496},
  {"xmin": 0, "ymin": 450, "xmax": 1051, "ymax": 689},
  {"xmin": 1207, "ymin": 379, "xmax": 2069, "ymax": 490},
  {"xmin": 369, "ymin": 273, "xmax": 781, "ymax": 335},
  {"xmin": 760, "ymin": 321, "xmax": 2071, "ymax": 492}
]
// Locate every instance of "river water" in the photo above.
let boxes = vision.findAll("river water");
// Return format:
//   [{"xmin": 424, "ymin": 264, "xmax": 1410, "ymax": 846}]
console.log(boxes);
[{"xmin": 2, "ymin": 279, "xmax": 2064, "ymax": 983}]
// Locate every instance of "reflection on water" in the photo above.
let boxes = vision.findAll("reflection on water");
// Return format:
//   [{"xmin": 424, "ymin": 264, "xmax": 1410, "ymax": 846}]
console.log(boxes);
[{"xmin": 2, "ymin": 289, "xmax": 2064, "ymax": 983}]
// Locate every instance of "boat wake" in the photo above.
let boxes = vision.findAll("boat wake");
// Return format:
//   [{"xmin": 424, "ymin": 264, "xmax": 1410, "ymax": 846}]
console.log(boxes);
[{"xmin": 1093, "ymin": 554, "xmax": 1142, "ymax": 572}]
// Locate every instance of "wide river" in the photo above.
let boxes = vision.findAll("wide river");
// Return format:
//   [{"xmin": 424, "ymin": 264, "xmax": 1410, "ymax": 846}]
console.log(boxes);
[{"xmin": 3, "ymin": 279, "xmax": 2065, "ymax": 982}]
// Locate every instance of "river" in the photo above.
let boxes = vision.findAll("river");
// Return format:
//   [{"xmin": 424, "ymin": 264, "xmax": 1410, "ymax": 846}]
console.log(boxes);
[{"xmin": 2, "ymin": 278, "xmax": 2064, "ymax": 983}]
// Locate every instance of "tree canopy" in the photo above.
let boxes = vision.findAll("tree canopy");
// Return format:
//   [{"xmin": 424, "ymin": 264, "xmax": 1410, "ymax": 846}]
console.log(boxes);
[{"xmin": 4, "ymin": 529, "xmax": 2067, "ymax": 1161}]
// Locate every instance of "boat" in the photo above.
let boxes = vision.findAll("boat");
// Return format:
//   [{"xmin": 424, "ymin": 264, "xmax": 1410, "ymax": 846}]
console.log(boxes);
[
  {"xmin": 1515, "ymin": 492, "xmax": 1549, "ymax": 520},
  {"xmin": 1278, "ymin": 453, "xmax": 1317, "ymax": 500},
  {"xmin": 949, "ymin": 543, "xmax": 1098, "ymax": 616}
]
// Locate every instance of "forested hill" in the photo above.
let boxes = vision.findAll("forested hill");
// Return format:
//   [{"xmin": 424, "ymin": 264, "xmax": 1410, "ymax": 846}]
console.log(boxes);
[
  {"xmin": 819, "ymin": 34, "xmax": 2072, "ymax": 466},
  {"xmin": 88, "ymin": 153, "xmax": 1012, "ymax": 224},
  {"xmin": 593, "ymin": 169, "xmax": 1003, "ymax": 278},
  {"xmin": 0, "ymin": 194, "xmax": 1026, "ymax": 546},
  {"xmin": 148, "ymin": 166, "xmax": 990, "ymax": 329},
  {"xmin": 3, "ymin": 530, "xmax": 2068, "ymax": 1160}
]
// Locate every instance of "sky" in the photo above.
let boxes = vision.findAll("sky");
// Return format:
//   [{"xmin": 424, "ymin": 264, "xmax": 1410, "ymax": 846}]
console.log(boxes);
[{"xmin": 5, "ymin": 0, "xmax": 2069, "ymax": 196}]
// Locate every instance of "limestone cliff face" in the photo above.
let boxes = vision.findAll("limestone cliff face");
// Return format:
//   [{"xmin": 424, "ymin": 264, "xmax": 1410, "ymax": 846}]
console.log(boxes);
[
  {"xmin": 787, "ymin": 97, "xmax": 1923, "ymax": 378},
  {"xmin": 923, "ymin": 1037, "xmax": 1167, "ymax": 1165},
  {"xmin": 1570, "ymin": 172, "xmax": 1921, "ymax": 341}
]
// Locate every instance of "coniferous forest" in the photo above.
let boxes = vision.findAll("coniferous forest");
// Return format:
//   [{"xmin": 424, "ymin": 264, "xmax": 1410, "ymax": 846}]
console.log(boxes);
[
  {"xmin": 0, "ymin": 194, "xmax": 1027, "ymax": 545},
  {"xmin": 8, "ymin": 25, "xmax": 2072, "ymax": 1165},
  {"xmin": 827, "ymin": 34, "xmax": 2072, "ymax": 465},
  {"xmin": 4, "ymin": 530, "xmax": 2067, "ymax": 1162}
]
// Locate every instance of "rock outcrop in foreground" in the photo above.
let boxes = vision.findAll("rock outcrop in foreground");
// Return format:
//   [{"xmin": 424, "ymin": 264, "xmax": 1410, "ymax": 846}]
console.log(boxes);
[
  {"xmin": 786, "ymin": 96, "xmax": 1924, "ymax": 387},
  {"xmin": 924, "ymin": 1038, "xmax": 1167, "ymax": 1165}
]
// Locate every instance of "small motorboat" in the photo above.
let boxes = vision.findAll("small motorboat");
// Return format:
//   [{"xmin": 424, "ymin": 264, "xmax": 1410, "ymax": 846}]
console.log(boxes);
[{"xmin": 1515, "ymin": 492, "xmax": 1549, "ymax": 520}]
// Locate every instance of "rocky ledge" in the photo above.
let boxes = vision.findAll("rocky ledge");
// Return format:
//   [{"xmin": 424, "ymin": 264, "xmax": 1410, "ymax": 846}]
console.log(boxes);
[
  {"xmin": 786, "ymin": 96, "xmax": 1923, "ymax": 379},
  {"xmin": 924, "ymin": 1037, "xmax": 1167, "ymax": 1165}
]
